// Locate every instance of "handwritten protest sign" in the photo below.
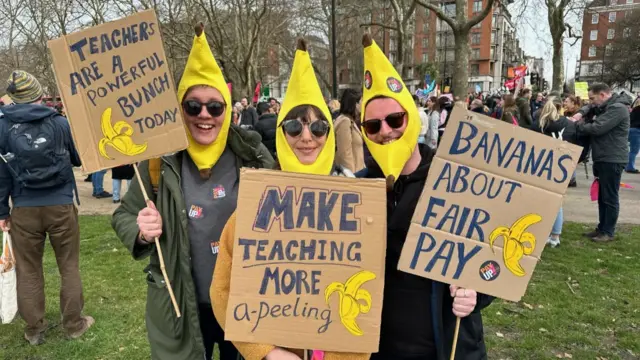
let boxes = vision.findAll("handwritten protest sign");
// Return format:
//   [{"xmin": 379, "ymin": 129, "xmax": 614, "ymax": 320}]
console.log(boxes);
[
  {"xmin": 48, "ymin": 10, "xmax": 187, "ymax": 174},
  {"xmin": 575, "ymin": 82, "xmax": 589, "ymax": 100},
  {"xmin": 225, "ymin": 169, "xmax": 386, "ymax": 352},
  {"xmin": 399, "ymin": 107, "xmax": 582, "ymax": 302}
]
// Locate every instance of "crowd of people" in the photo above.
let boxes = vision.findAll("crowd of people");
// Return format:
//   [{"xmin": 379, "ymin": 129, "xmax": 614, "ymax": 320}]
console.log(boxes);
[{"xmin": 0, "ymin": 23, "xmax": 637, "ymax": 360}]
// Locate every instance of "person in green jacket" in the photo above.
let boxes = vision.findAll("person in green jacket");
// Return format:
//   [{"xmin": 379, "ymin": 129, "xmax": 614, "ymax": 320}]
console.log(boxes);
[{"xmin": 111, "ymin": 24, "xmax": 273, "ymax": 360}]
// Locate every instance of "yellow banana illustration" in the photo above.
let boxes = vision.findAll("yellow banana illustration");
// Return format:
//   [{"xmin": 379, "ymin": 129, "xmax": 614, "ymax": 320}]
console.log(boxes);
[
  {"xmin": 489, "ymin": 214, "xmax": 542, "ymax": 277},
  {"xmin": 98, "ymin": 108, "xmax": 148, "ymax": 160},
  {"xmin": 325, "ymin": 270, "xmax": 376, "ymax": 336}
]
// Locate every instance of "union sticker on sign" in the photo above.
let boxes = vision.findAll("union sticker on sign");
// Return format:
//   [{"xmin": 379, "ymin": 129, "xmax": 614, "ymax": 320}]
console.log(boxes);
[{"xmin": 398, "ymin": 106, "xmax": 583, "ymax": 302}]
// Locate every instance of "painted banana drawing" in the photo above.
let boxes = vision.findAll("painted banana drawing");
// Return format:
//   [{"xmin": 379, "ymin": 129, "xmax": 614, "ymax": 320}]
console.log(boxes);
[
  {"xmin": 98, "ymin": 107, "xmax": 148, "ymax": 160},
  {"xmin": 325, "ymin": 270, "xmax": 376, "ymax": 336},
  {"xmin": 489, "ymin": 214, "xmax": 542, "ymax": 277}
]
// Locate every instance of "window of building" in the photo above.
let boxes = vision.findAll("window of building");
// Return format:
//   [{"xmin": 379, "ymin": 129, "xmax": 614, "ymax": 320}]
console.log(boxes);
[
  {"xmin": 444, "ymin": 3, "xmax": 456, "ymax": 15},
  {"xmin": 625, "ymin": 10, "xmax": 632, "ymax": 17},
  {"xmin": 609, "ymin": 12, "xmax": 616, "ymax": 22},
  {"xmin": 592, "ymin": 14, "xmax": 598, "ymax": 24},
  {"xmin": 490, "ymin": 47, "xmax": 495, "ymax": 59},
  {"xmin": 470, "ymin": 64, "xmax": 480, "ymax": 76},
  {"xmin": 473, "ymin": 21, "xmax": 482, "ymax": 29},
  {"xmin": 491, "ymin": 31, "xmax": 496, "ymax": 43},
  {"xmin": 422, "ymin": 52, "xmax": 429, "ymax": 62},
  {"xmin": 472, "ymin": 48, "xmax": 480, "ymax": 59},
  {"xmin": 492, "ymin": 14, "xmax": 497, "ymax": 27},
  {"xmin": 584, "ymin": 64, "xmax": 591, "ymax": 74},
  {"xmin": 589, "ymin": 45, "xmax": 596, "ymax": 57},
  {"xmin": 590, "ymin": 30, "xmax": 598, "ymax": 40},
  {"xmin": 471, "ymin": 33, "xmax": 481, "ymax": 45},
  {"xmin": 627, "ymin": 0, "xmax": 633, "ymax": 4},
  {"xmin": 606, "ymin": 43, "xmax": 613, "ymax": 55},
  {"xmin": 610, "ymin": 0, "xmax": 617, "ymax": 5},
  {"xmin": 423, "ymin": 22, "xmax": 429, "ymax": 32},
  {"xmin": 473, "ymin": 0, "xmax": 483, "ymax": 13},
  {"xmin": 624, "ymin": 27, "xmax": 631, "ymax": 38},
  {"xmin": 422, "ymin": 38, "xmax": 428, "ymax": 48},
  {"xmin": 607, "ymin": 28, "xmax": 615, "ymax": 39}
]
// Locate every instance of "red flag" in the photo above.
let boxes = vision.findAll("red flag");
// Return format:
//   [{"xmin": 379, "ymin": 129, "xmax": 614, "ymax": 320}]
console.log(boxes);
[
  {"xmin": 253, "ymin": 82, "xmax": 261, "ymax": 104},
  {"xmin": 227, "ymin": 82, "xmax": 232, "ymax": 95}
]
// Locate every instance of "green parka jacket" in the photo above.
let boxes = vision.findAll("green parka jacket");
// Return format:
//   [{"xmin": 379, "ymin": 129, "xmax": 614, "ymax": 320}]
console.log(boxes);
[{"xmin": 112, "ymin": 125, "xmax": 274, "ymax": 360}]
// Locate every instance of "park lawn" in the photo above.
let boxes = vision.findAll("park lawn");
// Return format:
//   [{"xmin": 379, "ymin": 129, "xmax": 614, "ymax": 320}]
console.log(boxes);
[{"xmin": 0, "ymin": 217, "xmax": 638, "ymax": 360}]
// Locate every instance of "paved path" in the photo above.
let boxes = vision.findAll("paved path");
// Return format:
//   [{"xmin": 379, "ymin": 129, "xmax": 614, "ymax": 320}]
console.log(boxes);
[
  {"xmin": 563, "ymin": 161, "xmax": 640, "ymax": 225},
  {"xmin": 76, "ymin": 159, "xmax": 640, "ymax": 225}
]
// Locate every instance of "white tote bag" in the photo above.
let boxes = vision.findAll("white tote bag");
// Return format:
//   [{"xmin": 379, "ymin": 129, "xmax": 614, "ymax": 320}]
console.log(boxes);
[{"xmin": 0, "ymin": 231, "xmax": 18, "ymax": 324}]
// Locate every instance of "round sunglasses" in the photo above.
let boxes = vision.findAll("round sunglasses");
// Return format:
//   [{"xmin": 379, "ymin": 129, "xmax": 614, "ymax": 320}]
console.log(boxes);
[
  {"xmin": 182, "ymin": 100, "xmax": 226, "ymax": 117},
  {"xmin": 281, "ymin": 119, "xmax": 330, "ymax": 138},
  {"xmin": 362, "ymin": 111, "xmax": 407, "ymax": 135}
]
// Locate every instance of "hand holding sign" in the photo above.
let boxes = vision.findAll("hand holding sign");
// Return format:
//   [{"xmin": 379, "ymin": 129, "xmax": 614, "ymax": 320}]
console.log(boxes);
[
  {"xmin": 137, "ymin": 200, "xmax": 162, "ymax": 240},
  {"xmin": 450, "ymin": 285, "xmax": 477, "ymax": 318},
  {"xmin": 265, "ymin": 348, "xmax": 303, "ymax": 360}
]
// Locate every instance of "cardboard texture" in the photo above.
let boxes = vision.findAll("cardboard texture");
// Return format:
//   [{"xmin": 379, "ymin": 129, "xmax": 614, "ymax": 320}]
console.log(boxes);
[
  {"xmin": 575, "ymin": 82, "xmax": 589, "ymax": 100},
  {"xmin": 399, "ymin": 106, "xmax": 583, "ymax": 302},
  {"xmin": 48, "ymin": 10, "xmax": 187, "ymax": 174},
  {"xmin": 225, "ymin": 169, "xmax": 387, "ymax": 353}
]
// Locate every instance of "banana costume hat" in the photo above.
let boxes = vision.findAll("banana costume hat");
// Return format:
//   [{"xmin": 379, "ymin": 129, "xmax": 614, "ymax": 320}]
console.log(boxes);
[
  {"xmin": 276, "ymin": 39, "xmax": 335, "ymax": 175},
  {"xmin": 361, "ymin": 34, "xmax": 420, "ymax": 181},
  {"xmin": 177, "ymin": 24, "xmax": 232, "ymax": 171}
]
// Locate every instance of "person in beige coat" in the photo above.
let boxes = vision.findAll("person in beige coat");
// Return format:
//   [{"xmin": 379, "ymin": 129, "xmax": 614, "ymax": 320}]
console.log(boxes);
[{"xmin": 334, "ymin": 88, "xmax": 365, "ymax": 172}]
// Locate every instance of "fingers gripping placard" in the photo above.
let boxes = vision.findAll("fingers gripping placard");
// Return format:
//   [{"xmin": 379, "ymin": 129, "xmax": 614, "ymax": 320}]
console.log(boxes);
[
  {"xmin": 225, "ymin": 169, "xmax": 387, "ymax": 353},
  {"xmin": 398, "ymin": 107, "xmax": 583, "ymax": 302}
]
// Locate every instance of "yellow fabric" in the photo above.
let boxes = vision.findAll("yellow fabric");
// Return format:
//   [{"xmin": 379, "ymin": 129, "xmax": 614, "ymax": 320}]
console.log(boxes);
[
  {"xmin": 211, "ymin": 212, "xmax": 371, "ymax": 360},
  {"xmin": 177, "ymin": 30, "xmax": 231, "ymax": 170},
  {"xmin": 276, "ymin": 49, "xmax": 335, "ymax": 175},
  {"xmin": 360, "ymin": 39, "xmax": 420, "ymax": 180}
]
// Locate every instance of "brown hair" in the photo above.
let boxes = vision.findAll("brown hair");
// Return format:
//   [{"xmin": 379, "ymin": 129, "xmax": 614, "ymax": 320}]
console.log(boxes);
[{"xmin": 503, "ymin": 94, "xmax": 516, "ymax": 108}]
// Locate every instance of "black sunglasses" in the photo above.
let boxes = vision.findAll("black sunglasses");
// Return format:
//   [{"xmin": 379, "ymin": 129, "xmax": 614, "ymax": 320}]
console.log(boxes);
[
  {"xmin": 281, "ymin": 119, "xmax": 330, "ymax": 138},
  {"xmin": 362, "ymin": 111, "xmax": 406, "ymax": 135},
  {"xmin": 182, "ymin": 100, "xmax": 226, "ymax": 117}
]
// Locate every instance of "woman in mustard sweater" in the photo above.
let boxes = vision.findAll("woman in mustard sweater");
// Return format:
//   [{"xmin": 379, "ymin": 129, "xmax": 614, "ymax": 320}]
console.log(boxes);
[{"xmin": 210, "ymin": 39, "xmax": 369, "ymax": 360}]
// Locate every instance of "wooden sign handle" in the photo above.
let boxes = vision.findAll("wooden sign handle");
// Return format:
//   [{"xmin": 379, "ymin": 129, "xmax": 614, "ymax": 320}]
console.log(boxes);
[
  {"xmin": 449, "ymin": 317, "xmax": 461, "ymax": 360},
  {"xmin": 133, "ymin": 164, "xmax": 181, "ymax": 318},
  {"xmin": 303, "ymin": 350, "xmax": 309, "ymax": 360}
]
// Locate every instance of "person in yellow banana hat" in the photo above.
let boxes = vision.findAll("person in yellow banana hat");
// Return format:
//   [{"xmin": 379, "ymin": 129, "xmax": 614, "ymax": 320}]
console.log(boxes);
[
  {"xmin": 356, "ymin": 34, "xmax": 494, "ymax": 360},
  {"xmin": 210, "ymin": 39, "xmax": 369, "ymax": 360},
  {"xmin": 112, "ymin": 24, "xmax": 274, "ymax": 360}
]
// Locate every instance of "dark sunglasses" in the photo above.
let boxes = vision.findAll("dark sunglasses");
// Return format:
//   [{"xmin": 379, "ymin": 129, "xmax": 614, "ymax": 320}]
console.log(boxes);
[
  {"xmin": 362, "ymin": 111, "xmax": 406, "ymax": 135},
  {"xmin": 182, "ymin": 100, "xmax": 226, "ymax": 117},
  {"xmin": 281, "ymin": 119, "xmax": 330, "ymax": 138}
]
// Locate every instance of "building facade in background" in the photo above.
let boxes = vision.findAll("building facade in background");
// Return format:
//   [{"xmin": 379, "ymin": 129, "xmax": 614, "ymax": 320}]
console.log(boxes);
[{"xmin": 576, "ymin": 0, "xmax": 640, "ymax": 88}]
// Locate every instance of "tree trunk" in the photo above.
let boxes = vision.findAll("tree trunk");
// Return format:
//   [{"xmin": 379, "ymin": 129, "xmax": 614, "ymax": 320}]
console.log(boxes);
[
  {"xmin": 552, "ymin": 36, "xmax": 564, "ymax": 93},
  {"xmin": 452, "ymin": 31, "xmax": 470, "ymax": 98}
]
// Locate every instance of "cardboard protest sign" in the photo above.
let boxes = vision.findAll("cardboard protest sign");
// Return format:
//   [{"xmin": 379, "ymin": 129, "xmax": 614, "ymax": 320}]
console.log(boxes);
[
  {"xmin": 225, "ymin": 169, "xmax": 386, "ymax": 352},
  {"xmin": 48, "ymin": 10, "xmax": 187, "ymax": 174},
  {"xmin": 398, "ymin": 107, "xmax": 582, "ymax": 302},
  {"xmin": 575, "ymin": 82, "xmax": 589, "ymax": 100}
]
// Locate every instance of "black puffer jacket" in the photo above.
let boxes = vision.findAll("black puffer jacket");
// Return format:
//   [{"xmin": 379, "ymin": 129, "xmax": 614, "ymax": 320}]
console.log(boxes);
[
  {"xmin": 358, "ymin": 144, "xmax": 494, "ymax": 360},
  {"xmin": 254, "ymin": 113, "xmax": 277, "ymax": 158}
]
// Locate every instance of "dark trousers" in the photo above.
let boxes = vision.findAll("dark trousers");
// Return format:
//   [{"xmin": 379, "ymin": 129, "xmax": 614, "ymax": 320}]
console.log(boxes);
[
  {"xmin": 593, "ymin": 162, "xmax": 625, "ymax": 236},
  {"xmin": 10, "ymin": 205, "xmax": 85, "ymax": 337},
  {"xmin": 198, "ymin": 303, "xmax": 240, "ymax": 360}
]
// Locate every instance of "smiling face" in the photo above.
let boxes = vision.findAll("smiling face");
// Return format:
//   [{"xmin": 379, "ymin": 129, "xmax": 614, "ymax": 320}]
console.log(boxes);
[
  {"xmin": 183, "ymin": 86, "xmax": 226, "ymax": 146},
  {"xmin": 284, "ymin": 107, "xmax": 328, "ymax": 165},
  {"xmin": 363, "ymin": 97, "xmax": 408, "ymax": 145},
  {"xmin": 536, "ymin": 93, "xmax": 544, "ymax": 102},
  {"xmin": 241, "ymin": 97, "xmax": 249, "ymax": 108}
]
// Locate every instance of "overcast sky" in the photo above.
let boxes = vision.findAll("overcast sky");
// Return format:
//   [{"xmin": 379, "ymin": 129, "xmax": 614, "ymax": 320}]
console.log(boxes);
[{"xmin": 508, "ymin": 2, "xmax": 584, "ymax": 87}]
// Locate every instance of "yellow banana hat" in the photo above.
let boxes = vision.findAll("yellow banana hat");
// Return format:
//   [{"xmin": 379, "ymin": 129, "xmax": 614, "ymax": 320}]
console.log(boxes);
[
  {"xmin": 276, "ymin": 39, "xmax": 335, "ymax": 175},
  {"xmin": 177, "ymin": 24, "xmax": 231, "ymax": 171},
  {"xmin": 360, "ymin": 34, "xmax": 420, "ymax": 181}
]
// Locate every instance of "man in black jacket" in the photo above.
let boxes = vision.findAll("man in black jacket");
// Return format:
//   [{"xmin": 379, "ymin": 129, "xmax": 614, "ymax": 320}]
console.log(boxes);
[
  {"xmin": 357, "ymin": 34, "xmax": 493, "ymax": 360},
  {"xmin": 254, "ymin": 102, "xmax": 277, "ymax": 158},
  {"xmin": 569, "ymin": 83, "xmax": 630, "ymax": 242}
]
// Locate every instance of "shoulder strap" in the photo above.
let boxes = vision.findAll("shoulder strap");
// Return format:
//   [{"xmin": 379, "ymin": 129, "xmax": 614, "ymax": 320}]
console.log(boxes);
[{"xmin": 148, "ymin": 158, "xmax": 162, "ymax": 194}]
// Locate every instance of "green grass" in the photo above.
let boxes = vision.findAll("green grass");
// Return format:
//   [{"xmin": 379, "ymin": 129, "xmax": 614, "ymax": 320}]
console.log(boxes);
[{"xmin": 0, "ymin": 217, "xmax": 638, "ymax": 359}]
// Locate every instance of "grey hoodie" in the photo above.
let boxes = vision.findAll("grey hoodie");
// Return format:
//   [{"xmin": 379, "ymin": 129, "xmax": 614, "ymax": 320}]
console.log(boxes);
[
  {"xmin": 577, "ymin": 94, "xmax": 630, "ymax": 164},
  {"xmin": 0, "ymin": 104, "xmax": 81, "ymax": 219}
]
